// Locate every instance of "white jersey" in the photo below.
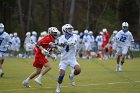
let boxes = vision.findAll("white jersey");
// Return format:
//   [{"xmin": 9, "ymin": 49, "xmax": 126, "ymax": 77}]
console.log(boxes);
[
  {"xmin": 115, "ymin": 30, "xmax": 134, "ymax": 47},
  {"xmin": 58, "ymin": 34, "xmax": 77, "ymax": 61},
  {"xmin": 31, "ymin": 35, "xmax": 37, "ymax": 43},
  {"xmin": 11, "ymin": 36, "xmax": 21, "ymax": 46},
  {"xmin": 10, "ymin": 36, "xmax": 21, "ymax": 51},
  {"xmin": 0, "ymin": 32, "xmax": 11, "ymax": 52},
  {"xmin": 24, "ymin": 36, "xmax": 34, "ymax": 51},
  {"xmin": 83, "ymin": 35, "xmax": 92, "ymax": 44},
  {"xmin": 96, "ymin": 35, "xmax": 103, "ymax": 46}
]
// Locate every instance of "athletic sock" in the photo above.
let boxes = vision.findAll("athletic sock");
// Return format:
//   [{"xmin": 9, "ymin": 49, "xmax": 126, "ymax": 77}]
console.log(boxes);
[{"xmin": 37, "ymin": 74, "xmax": 43, "ymax": 79}]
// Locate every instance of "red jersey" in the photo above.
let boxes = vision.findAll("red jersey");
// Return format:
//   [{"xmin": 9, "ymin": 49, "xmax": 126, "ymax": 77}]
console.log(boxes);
[
  {"xmin": 101, "ymin": 32, "xmax": 110, "ymax": 48},
  {"xmin": 35, "ymin": 35, "xmax": 55, "ymax": 57}
]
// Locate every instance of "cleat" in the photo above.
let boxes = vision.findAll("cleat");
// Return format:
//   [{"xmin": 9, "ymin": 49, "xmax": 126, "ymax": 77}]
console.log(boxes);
[
  {"xmin": 116, "ymin": 65, "xmax": 119, "ymax": 72},
  {"xmin": 55, "ymin": 83, "xmax": 61, "ymax": 93},
  {"xmin": 0, "ymin": 73, "xmax": 4, "ymax": 77},
  {"xmin": 34, "ymin": 78, "xmax": 42, "ymax": 85},
  {"xmin": 69, "ymin": 75, "xmax": 75, "ymax": 86},
  {"xmin": 22, "ymin": 80, "xmax": 31, "ymax": 88},
  {"xmin": 118, "ymin": 65, "xmax": 122, "ymax": 72}
]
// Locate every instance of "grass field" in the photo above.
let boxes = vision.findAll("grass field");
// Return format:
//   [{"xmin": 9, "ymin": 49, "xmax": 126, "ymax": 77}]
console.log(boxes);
[{"xmin": 0, "ymin": 57, "xmax": 140, "ymax": 93}]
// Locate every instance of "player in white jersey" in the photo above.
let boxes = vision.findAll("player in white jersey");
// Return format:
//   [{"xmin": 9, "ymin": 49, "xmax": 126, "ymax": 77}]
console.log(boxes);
[
  {"xmin": 96, "ymin": 32, "xmax": 103, "ymax": 50},
  {"xmin": 83, "ymin": 30, "xmax": 92, "ymax": 59},
  {"xmin": 24, "ymin": 32, "xmax": 34, "ymax": 58},
  {"xmin": 8, "ymin": 33, "xmax": 13, "ymax": 56},
  {"xmin": 96, "ymin": 32, "xmax": 103, "ymax": 58},
  {"xmin": 31, "ymin": 31, "xmax": 37, "ymax": 43},
  {"xmin": 108, "ymin": 30, "xmax": 118, "ymax": 57},
  {"xmin": 0, "ymin": 23, "xmax": 11, "ymax": 78},
  {"xmin": 10, "ymin": 32, "xmax": 21, "ymax": 56},
  {"xmin": 115, "ymin": 22, "xmax": 134, "ymax": 72},
  {"xmin": 55, "ymin": 24, "xmax": 81, "ymax": 93}
]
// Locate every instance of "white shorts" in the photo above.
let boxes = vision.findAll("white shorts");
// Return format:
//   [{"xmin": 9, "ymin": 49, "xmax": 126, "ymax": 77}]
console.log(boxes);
[
  {"xmin": 112, "ymin": 43, "xmax": 117, "ymax": 50},
  {"xmin": 0, "ymin": 52, "xmax": 6, "ymax": 59},
  {"xmin": 59, "ymin": 58, "xmax": 79, "ymax": 71},
  {"xmin": 84, "ymin": 43, "xmax": 91, "ymax": 51},
  {"xmin": 11, "ymin": 45, "xmax": 20, "ymax": 51},
  {"xmin": 25, "ymin": 44, "xmax": 34, "ymax": 51},
  {"xmin": 116, "ymin": 46, "xmax": 129, "ymax": 55}
]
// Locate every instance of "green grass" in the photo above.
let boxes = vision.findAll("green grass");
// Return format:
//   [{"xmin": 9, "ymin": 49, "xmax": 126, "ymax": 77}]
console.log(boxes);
[{"xmin": 0, "ymin": 57, "xmax": 140, "ymax": 93}]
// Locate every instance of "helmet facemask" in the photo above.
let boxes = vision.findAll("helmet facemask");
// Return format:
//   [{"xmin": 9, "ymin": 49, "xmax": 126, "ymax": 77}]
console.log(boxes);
[
  {"xmin": 122, "ymin": 26, "xmax": 128, "ymax": 32},
  {"xmin": 122, "ymin": 22, "xmax": 129, "ymax": 33},
  {"xmin": 62, "ymin": 24, "xmax": 74, "ymax": 36},
  {"xmin": 48, "ymin": 27, "xmax": 60, "ymax": 39},
  {"xmin": 65, "ymin": 28, "xmax": 73, "ymax": 36}
]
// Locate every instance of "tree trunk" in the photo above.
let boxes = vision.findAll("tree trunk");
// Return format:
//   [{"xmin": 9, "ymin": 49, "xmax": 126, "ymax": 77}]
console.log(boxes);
[
  {"xmin": 17, "ymin": 0, "xmax": 25, "ymax": 41},
  {"xmin": 136, "ymin": 0, "xmax": 140, "ymax": 36},
  {"xmin": 116, "ymin": 0, "xmax": 120, "ymax": 21},
  {"xmin": 26, "ymin": 0, "xmax": 32, "ymax": 32},
  {"xmin": 48, "ymin": 0, "xmax": 52, "ymax": 26},
  {"xmin": 68, "ymin": 0, "xmax": 75, "ymax": 24},
  {"xmin": 86, "ymin": 0, "xmax": 90, "ymax": 29},
  {"xmin": 95, "ymin": 0, "xmax": 108, "ymax": 31},
  {"xmin": 61, "ymin": 0, "xmax": 65, "ymax": 25}
]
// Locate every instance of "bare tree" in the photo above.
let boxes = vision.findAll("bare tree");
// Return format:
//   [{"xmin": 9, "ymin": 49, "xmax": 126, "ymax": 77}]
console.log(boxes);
[
  {"xmin": 48, "ymin": 0, "xmax": 52, "ymax": 26},
  {"xmin": 136, "ymin": 0, "xmax": 140, "ymax": 31},
  {"xmin": 116, "ymin": 0, "xmax": 120, "ymax": 21},
  {"xmin": 17, "ymin": 0, "xmax": 25, "ymax": 40},
  {"xmin": 86, "ymin": 0, "xmax": 90, "ymax": 29},
  {"xmin": 68, "ymin": 0, "xmax": 75, "ymax": 24},
  {"xmin": 26, "ymin": 0, "xmax": 32, "ymax": 32}
]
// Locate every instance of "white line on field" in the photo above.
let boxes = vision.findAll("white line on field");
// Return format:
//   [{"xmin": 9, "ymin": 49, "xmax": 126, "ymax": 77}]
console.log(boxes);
[{"xmin": 0, "ymin": 80, "xmax": 140, "ymax": 92}]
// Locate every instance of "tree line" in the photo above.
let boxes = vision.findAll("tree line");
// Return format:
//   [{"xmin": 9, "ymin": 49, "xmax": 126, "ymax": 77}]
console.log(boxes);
[{"xmin": 0, "ymin": 0, "xmax": 140, "ymax": 41}]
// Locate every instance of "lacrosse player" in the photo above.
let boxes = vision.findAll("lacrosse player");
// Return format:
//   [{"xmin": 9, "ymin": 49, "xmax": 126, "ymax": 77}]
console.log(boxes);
[
  {"xmin": 55, "ymin": 24, "xmax": 81, "ymax": 93},
  {"xmin": 0, "ymin": 23, "xmax": 11, "ymax": 78},
  {"xmin": 101, "ymin": 28, "xmax": 110, "ymax": 60},
  {"xmin": 115, "ymin": 22, "xmax": 134, "ymax": 72},
  {"xmin": 22, "ymin": 27, "xmax": 60, "ymax": 88},
  {"xmin": 10, "ymin": 32, "xmax": 21, "ymax": 56}
]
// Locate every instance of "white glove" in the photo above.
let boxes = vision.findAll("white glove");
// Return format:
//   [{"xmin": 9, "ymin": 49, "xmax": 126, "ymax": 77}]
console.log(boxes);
[
  {"xmin": 50, "ymin": 54, "xmax": 57, "ymax": 61},
  {"xmin": 41, "ymin": 49, "xmax": 49, "ymax": 55}
]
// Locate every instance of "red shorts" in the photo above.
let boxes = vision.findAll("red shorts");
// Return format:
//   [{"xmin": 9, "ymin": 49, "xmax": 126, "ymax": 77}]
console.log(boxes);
[{"xmin": 33, "ymin": 56, "xmax": 49, "ymax": 69}]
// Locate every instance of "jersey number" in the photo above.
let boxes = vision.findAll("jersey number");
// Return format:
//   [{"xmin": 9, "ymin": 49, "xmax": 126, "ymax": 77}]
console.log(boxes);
[{"xmin": 120, "ymin": 36, "xmax": 126, "ymax": 42}]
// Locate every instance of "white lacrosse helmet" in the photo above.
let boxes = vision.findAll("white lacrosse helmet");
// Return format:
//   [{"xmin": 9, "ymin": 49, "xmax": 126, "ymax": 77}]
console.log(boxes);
[
  {"xmin": 122, "ymin": 22, "xmax": 129, "ymax": 32},
  {"xmin": 72, "ymin": 30, "xmax": 78, "ymax": 35},
  {"xmin": 13, "ymin": 32, "xmax": 17, "ymax": 36},
  {"xmin": 113, "ymin": 30, "xmax": 118, "ymax": 34},
  {"xmin": 99, "ymin": 32, "xmax": 103, "ymax": 35},
  {"xmin": 42, "ymin": 31, "xmax": 47, "ymax": 36},
  {"xmin": 48, "ymin": 27, "xmax": 60, "ymax": 38},
  {"xmin": 89, "ymin": 31, "xmax": 93, "ymax": 35},
  {"xmin": 0, "ymin": 23, "xmax": 4, "ymax": 34},
  {"xmin": 32, "ymin": 31, "xmax": 37, "ymax": 36},
  {"xmin": 26, "ymin": 32, "xmax": 31, "ymax": 36},
  {"xmin": 9, "ymin": 33, "xmax": 13, "ymax": 37},
  {"xmin": 62, "ymin": 24, "xmax": 74, "ymax": 35},
  {"xmin": 102, "ymin": 28, "xmax": 107, "ymax": 33},
  {"xmin": 84, "ymin": 29, "xmax": 88, "ymax": 34}
]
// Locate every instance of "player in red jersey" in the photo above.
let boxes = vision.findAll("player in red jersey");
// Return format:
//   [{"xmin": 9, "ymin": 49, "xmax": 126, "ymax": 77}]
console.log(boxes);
[
  {"xmin": 101, "ymin": 28, "xmax": 110, "ymax": 60},
  {"xmin": 22, "ymin": 27, "xmax": 60, "ymax": 88}
]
